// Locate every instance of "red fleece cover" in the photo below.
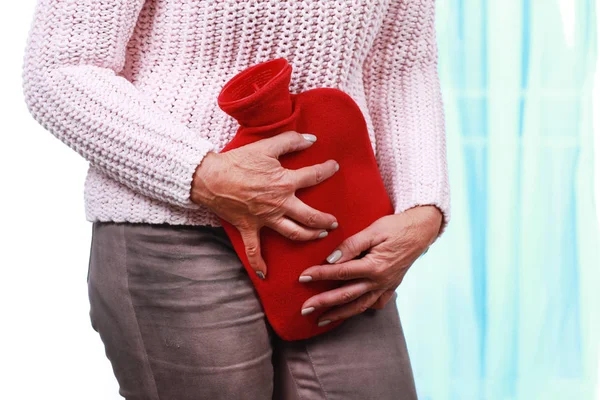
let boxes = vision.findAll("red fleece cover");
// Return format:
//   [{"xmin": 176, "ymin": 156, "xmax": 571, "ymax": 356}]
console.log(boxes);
[{"xmin": 216, "ymin": 58, "xmax": 394, "ymax": 341}]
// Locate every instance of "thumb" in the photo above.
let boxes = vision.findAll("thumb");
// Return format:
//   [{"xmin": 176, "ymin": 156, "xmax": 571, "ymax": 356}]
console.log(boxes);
[
  {"xmin": 325, "ymin": 222, "xmax": 385, "ymax": 264},
  {"xmin": 239, "ymin": 226, "xmax": 268, "ymax": 279},
  {"xmin": 263, "ymin": 130, "xmax": 317, "ymax": 159}
]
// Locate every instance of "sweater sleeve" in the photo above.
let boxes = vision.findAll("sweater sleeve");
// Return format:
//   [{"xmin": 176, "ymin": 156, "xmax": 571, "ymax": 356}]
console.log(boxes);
[
  {"xmin": 362, "ymin": 0, "xmax": 451, "ymax": 235},
  {"xmin": 21, "ymin": 0, "xmax": 217, "ymax": 210}
]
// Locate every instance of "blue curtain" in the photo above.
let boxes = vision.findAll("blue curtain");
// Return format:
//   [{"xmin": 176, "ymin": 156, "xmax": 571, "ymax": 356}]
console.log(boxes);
[{"xmin": 395, "ymin": 0, "xmax": 600, "ymax": 398}]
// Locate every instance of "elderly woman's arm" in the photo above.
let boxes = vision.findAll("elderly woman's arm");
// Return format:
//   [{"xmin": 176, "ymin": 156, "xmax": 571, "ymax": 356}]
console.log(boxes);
[
  {"xmin": 22, "ymin": 0, "xmax": 216, "ymax": 209},
  {"xmin": 22, "ymin": 0, "xmax": 341, "ymax": 278},
  {"xmin": 298, "ymin": 0, "xmax": 451, "ymax": 319},
  {"xmin": 363, "ymin": 0, "xmax": 451, "ymax": 236}
]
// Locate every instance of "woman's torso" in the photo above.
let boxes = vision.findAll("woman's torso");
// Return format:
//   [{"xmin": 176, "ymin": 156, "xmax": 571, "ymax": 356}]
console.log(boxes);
[{"xmin": 85, "ymin": 0, "xmax": 392, "ymax": 226}]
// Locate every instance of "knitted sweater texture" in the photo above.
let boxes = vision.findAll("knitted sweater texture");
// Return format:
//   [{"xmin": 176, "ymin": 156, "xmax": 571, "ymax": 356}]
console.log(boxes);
[{"xmin": 22, "ymin": 0, "xmax": 451, "ymax": 231}]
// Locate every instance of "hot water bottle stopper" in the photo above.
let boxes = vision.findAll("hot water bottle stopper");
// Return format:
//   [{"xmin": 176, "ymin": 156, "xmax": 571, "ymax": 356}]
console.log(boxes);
[{"xmin": 216, "ymin": 57, "xmax": 394, "ymax": 341}]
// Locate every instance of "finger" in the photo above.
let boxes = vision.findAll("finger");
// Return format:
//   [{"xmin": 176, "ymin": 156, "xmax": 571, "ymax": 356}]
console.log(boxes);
[
  {"xmin": 238, "ymin": 226, "xmax": 267, "ymax": 279},
  {"xmin": 301, "ymin": 279, "xmax": 376, "ymax": 311},
  {"xmin": 265, "ymin": 217, "xmax": 328, "ymax": 241},
  {"xmin": 317, "ymin": 289, "xmax": 385, "ymax": 325},
  {"xmin": 288, "ymin": 159, "xmax": 339, "ymax": 190},
  {"xmin": 283, "ymin": 195, "xmax": 338, "ymax": 230},
  {"xmin": 369, "ymin": 289, "xmax": 396, "ymax": 310},
  {"xmin": 324, "ymin": 222, "xmax": 386, "ymax": 264},
  {"xmin": 299, "ymin": 257, "xmax": 377, "ymax": 282},
  {"xmin": 262, "ymin": 130, "xmax": 317, "ymax": 159}
]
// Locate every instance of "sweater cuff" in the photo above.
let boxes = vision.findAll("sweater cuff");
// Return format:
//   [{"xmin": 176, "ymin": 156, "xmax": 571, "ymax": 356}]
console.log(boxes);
[
  {"xmin": 385, "ymin": 62, "xmax": 451, "ymax": 237},
  {"xmin": 25, "ymin": 64, "xmax": 218, "ymax": 210}
]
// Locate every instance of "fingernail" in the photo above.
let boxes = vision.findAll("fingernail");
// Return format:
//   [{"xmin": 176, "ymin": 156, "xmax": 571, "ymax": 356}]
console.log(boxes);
[
  {"xmin": 299, "ymin": 275, "xmax": 312, "ymax": 283},
  {"xmin": 256, "ymin": 271, "xmax": 266, "ymax": 280},
  {"xmin": 326, "ymin": 249, "xmax": 342, "ymax": 263},
  {"xmin": 302, "ymin": 133, "xmax": 317, "ymax": 143},
  {"xmin": 330, "ymin": 221, "xmax": 338, "ymax": 229},
  {"xmin": 318, "ymin": 320, "xmax": 331, "ymax": 327},
  {"xmin": 301, "ymin": 307, "xmax": 315, "ymax": 316},
  {"xmin": 318, "ymin": 231, "xmax": 328, "ymax": 239},
  {"xmin": 334, "ymin": 162, "xmax": 340, "ymax": 171}
]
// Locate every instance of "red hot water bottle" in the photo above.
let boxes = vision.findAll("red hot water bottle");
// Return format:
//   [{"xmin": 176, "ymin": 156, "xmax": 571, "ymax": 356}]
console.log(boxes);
[{"xmin": 216, "ymin": 58, "xmax": 394, "ymax": 341}]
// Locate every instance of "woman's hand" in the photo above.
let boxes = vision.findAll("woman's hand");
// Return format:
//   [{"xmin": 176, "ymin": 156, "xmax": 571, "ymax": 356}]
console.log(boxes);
[
  {"xmin": 190, "ymin": 130, "xmax": 339, "ymax": 279},
  {"xmin": 298, "ymin": 206, "xmax": 443, "ymax": 326}
]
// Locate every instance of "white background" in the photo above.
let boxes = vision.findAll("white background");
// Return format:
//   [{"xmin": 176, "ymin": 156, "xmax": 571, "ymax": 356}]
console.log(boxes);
[
  {"xmin": 1, "ymin": 2, "xmax": 124, "ymax": 398},
  {"xmin": 1, "ymin": 1, "xmax": 599, "ymax": 399}
]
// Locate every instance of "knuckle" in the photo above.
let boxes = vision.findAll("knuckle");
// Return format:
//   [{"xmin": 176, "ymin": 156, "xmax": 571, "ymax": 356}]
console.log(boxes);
[
  {"xmin": 270, "ymin": 197, "xmax": 289, "ymax": 215},
  {"xmin": 245, "ymin": 244, "xmax": 259, "ymax": 257},
  {"xmin": 336, "ymin": 265, "xmax": 351, "ymax": 280},
  {"xmin": 278, "ymin": 172, "xmax": 296, "ymax": 192},
  {"xmin": 288, "ymin": 228, "xmax": 302, "ymax": 241},
  {"xmin": 341, "ymin": 291, "xmax": 355, "ymax": 303},
  {"xmin": 306, "ymin": 212, "xmax": 319, "ymax": 226},
  {"xmin": 273, "ymin": 204, "xmax": 290, "ymax": 221},
  {"xmin": 370, "ymin": 264, "xmax": 386, "ymax": 280},
  {"xmin": 237, "ymin": 218, "xmax": 253, "ymax": 231},
  {"xmin": 314, "ymin": 167, "xmax": 324, "ymax": 183},
  {"xmin": 357, "ymin": 303, "xmax": 370, "ymax": 314},
  {"xmin": 342, "ymin": 237, "xmax": 357, "ymax": 253},
  {"xmin": 363, "ymin": 255, "xmax": 378, "ymax": 270},
  {"xmin": 257, "ymin": 196, "xmax": 287, "ymax": 218}
]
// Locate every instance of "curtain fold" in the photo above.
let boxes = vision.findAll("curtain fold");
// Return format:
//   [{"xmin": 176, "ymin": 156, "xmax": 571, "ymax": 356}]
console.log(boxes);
[{"xmin": 395, "ymin": 0, "xmax": 599, "ymax": 398}]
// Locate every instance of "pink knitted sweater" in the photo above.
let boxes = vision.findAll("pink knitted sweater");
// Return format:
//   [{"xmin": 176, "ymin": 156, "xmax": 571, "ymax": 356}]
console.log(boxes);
[{"xmin": 22, "ymin": 0, "xmax": 450, "ymax": 232}]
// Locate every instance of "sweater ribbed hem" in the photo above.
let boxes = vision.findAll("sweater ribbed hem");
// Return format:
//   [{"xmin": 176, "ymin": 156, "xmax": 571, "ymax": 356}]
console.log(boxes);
[{"xmin": 84, "ymin": 166, "xmax": 223, "ymax": 227}]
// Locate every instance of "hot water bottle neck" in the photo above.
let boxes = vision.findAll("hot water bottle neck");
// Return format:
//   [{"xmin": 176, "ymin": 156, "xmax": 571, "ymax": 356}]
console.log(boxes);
[{"xmin": 217, "ymin": 58, "xmax": 394, "ymax": 341}]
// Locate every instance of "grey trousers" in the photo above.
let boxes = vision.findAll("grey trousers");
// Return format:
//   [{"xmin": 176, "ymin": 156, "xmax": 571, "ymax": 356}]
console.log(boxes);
[{"xmin": 87, "ymin": 221, "xmax": 418, "ymax": 400}]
